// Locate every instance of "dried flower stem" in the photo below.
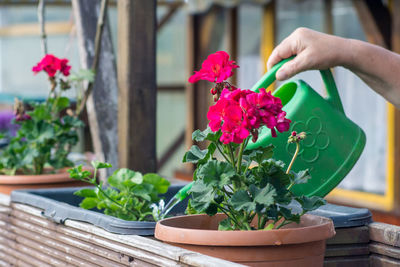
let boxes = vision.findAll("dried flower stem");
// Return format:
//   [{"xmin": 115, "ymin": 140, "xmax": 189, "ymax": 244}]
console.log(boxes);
[
  {"xmin": 286, "ymin": 142, "xmax": 299, "ymax": 174},
  {"xmin": 76, "ymin": 0, "xmax": 108, "ymax": 117},
  {"xmin": 38, "ymin": 0, "xmax": 48, "ymax": 56}
]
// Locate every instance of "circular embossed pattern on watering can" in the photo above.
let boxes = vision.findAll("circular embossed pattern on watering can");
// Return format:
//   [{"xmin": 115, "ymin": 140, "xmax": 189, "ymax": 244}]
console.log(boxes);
[{"xmin": 287, "ymin": 116, "xmax": 330, "ymax": 163}]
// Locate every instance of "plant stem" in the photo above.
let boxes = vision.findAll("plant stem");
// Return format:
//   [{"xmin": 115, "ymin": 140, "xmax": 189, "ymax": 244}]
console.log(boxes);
[
  {"xmin": 96, "ymin": 185, "xmax": 125, "ymax": 209},
  {"xmin": 216, "ymin": 143, "xmax": 231, "ymax": 163},
  {"xmin": 276, "ymin": 219, "xmax": 292, "ymax": 229},
  {"xmin": 286, "ymin": 142, "xmax": 300, "ymax": 174},
  {"xmin": 227, "ymin": 144, "xmax": 236, "ymax": 167},
  {"xmin": 236, "ymin": 141, "xmax": 245, "ymax": 174}
]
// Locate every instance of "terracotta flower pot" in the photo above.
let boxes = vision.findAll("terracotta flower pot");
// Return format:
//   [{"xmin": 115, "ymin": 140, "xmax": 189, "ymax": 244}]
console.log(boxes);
[
  {"xmin": 0, "ymin": 168, "xmax": 91, "ymax": 195},
  {"xmin": 155, "ymin": 213, "xmax": 335, "ymax": 267}
]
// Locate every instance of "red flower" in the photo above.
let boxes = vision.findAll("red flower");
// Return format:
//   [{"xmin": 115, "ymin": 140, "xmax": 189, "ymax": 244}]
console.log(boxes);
[
  {"xmin": 189, "ymin": 51, "xmax": 239, "ymax": 84},
  {"xmin": 32, "ymin": 54, "xmax": 71, "ymax": 77},
  {"xmin": 207, "ymin": 88, "xmax": 291, "ymax": 144}
]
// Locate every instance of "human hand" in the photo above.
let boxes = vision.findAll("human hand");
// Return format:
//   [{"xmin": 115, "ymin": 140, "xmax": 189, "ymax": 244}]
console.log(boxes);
[{"xmin": 267, "ymin": 28, "xmax": 349, "ymax": 80}]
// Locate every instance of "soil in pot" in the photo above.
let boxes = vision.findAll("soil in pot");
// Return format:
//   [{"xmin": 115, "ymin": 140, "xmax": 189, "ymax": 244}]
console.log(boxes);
[
  {"xmin": 0, "ymin": 167, "xmax": 90, "ymax": 195},
  {"xmin": 155, "ymin": 213, "xmax": 335, "ymax": 267}
]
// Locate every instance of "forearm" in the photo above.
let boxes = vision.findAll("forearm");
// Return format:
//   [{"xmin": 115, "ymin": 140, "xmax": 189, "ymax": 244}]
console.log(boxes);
[{"xmin": 341, "ymin": 38, "xmax": 400, "ymax": 108}]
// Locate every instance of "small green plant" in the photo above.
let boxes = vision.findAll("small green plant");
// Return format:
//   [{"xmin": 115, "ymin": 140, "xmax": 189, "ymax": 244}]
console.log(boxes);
[{"xmin": 68, "ymin": 161, "xmax": 171, "ymax": 221}]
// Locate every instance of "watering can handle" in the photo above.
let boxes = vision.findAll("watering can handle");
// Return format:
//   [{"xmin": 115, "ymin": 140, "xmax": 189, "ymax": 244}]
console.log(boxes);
[{"xmin": 250, "ymin": 56, "xmax": 345, "ymax": 114}]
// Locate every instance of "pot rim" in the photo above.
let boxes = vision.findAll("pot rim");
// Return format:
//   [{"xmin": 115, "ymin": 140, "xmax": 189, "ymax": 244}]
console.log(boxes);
[
  {"xmin": 0, "ymin": 166, "xmax": 93, "ymax": 185},
  {"xmin": 155, "ymin": 213, "xmax": 335, "ymax": 246}
]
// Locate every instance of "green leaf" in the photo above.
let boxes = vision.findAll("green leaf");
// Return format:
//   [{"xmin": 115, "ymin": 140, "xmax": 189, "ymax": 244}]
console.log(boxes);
[
  {"xmin": 68, "ymin": 165, "xmax": 92, "ymax": 181},
  {"xmin": 68, "ymin": 69, "xmax": 95, "ymax": 83},
  {"xmin": 29, "ymin": 104, "xmax": 51, "ymax": 121},
  {"xmin": 218, "ymin": 218, "xmax": 234, "ymax": 231},
  {"xmin": 74, "ymin": 188, "xmax": 97, "ymax": 198},
  {"xmin": 192, "ymin": 127, "xmax": 221, "ymax": 142},
  {"xmin": 108, "ymin": 168, "xmax": 142, "ymax": 190},
  {"xmin": 143, "ymin": 173, "xmax": 170, "ymax": 194},
  {"xmin": 230, "ymin": 190, "xmax": 255, "ymax": 212},
  {"xmin": 188, "ymin": 180, "xmax": 215, "ymax": 212},
  {"xmin": 182, "ymin": 144, "xmax": 216, "ymax": 164},
  {"xmin": 263, "ymin": 223, "xmax": 274, "ymax": 230},
  {"xmin": 205, "ymin": 203, "xmax": 218, "ymax": 216},
  {"xmin": 56, "ymin": 97, "xmax": 70, "ymax": 112},
  {"xmin": 91, "ymin": 160, "xmax": 112, "ymax": 169},
  {"xmin": 296, "ymin": 196, "xmax": 326, "ymax": 212},
  {"xmin": 197, "ymin": 160, "xmax": 236, "ymax": 188},
  {"xmin": 291, "ymin": 170, "xmax": 311, "ymax": 185},
  {"xmin": 251, "ymin": 184, "xmax": 276, "ymax": 206},
  {"xmin": 244, "ymin": 144, "xmax": 274, "ymax": 164},
  {"xmin": 79, "ymin": 198, "xmax": 98, "ymax": 209}
]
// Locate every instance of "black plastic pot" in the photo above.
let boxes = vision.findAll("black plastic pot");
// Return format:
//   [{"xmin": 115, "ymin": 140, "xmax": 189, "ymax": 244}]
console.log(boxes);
[{"xmin": 11, "ymin": 184, "xmax": 188, "ymax": 236}]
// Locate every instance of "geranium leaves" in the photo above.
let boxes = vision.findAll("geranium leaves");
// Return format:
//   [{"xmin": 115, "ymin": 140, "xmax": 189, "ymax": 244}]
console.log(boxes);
[
  {"xmin": 71, "ymin": 161, "xmax": 171, "ymax": 222},
  {"xmin": 197, "ymin": 160, "xmax": 236, "ymax": 187},
  {"xmin": 230, "ymin": 185, "xmax": 276, "ymax": 213}
]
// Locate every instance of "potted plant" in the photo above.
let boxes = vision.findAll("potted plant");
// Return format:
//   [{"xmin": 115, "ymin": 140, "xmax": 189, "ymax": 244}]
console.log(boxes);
[
  {"xmin": 155, "ymin": 51, "xmax": 335, "ymax": 266},
  {"xmin": 0, "ymin": 54, "xmax": 94, "ymax": 194}
]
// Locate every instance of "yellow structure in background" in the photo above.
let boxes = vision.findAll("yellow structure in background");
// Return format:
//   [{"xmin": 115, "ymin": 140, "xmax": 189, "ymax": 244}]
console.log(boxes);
[{"xmin": 327, "ymin": 104, "xmax": 395, "ymax": 212}]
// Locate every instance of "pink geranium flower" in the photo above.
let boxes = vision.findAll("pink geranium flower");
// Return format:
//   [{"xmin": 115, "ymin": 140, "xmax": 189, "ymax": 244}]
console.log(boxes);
[
  {"xmin": 32, "ymin": 54, "xmax": 71, "ymax": 77},
  {"xmin": 189, "ymin": 51, "xmax": 239, "ymax": 83}
]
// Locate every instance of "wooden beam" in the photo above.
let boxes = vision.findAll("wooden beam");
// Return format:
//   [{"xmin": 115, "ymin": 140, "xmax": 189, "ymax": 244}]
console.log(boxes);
[
  {"xmin": 323, "ymin": 0, "xmax": 333, "ymax": 34},
  {"xmin": 0, "ymin": 22, "xmax": 72, "ymax": 37},
  {"xmin": 157, "ymin": 3, "xmax": 182, "ymax": 32},
  {"xmin": 117, "ymin": 0, "xmax": 157, "ymax": 173},
  {"xmin": 260, "ymin": 0, "xmax": 275, "ymax": 91},
  {"xmin": 72, "ymin": 0, "xmax": 119, "ymax": 178},
  {"xmin": 390, "ymin": 1, "xmax": 400, "ymax": 216},
  {"xmin": 352, "ymin": 0, "xmax": 386, "ymax": 47},
  {"xmin": 186, "ymin": 5, "xmax": 225, "ymax": 148},
  {"xmin": 225, "ymin": 7, "xmax": 238, "ymax": 85}
]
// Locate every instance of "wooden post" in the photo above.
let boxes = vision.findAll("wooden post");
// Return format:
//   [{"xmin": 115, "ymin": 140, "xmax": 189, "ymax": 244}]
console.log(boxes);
[
  {"xmin": 186, "ymin": 5, "xmax": 225, "ymax": 152},
  {"xmin": 117, "ymin": 0, "xmax": 157, "ymax": 173},
  {"xmin": 391, "ymin": 1, "xmax": 400, "ymax": 216},
  {"xmin": 72, "ymin": 0, "xmax": 119, "ymax": 178},
  {"xmin": 260, "ymin": 0, "xmax": 275, "ymax": 90}
]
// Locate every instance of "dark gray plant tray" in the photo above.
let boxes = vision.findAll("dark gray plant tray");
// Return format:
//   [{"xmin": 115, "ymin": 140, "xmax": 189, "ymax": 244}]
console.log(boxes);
[
  {"xmin": 310, "ymin": 203, "xmax": 372, "ymax": 228},
  {"xmin": 11, "ymin": 184, "xmax": 188, "ymax": 236},
  {"xmin": 290, "ymin": 202, "xmax": 372, "ymax": 228}
]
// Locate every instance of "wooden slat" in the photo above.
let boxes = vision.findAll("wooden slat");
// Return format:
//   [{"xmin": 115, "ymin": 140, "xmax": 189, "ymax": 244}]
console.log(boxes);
[
  {"xmin": 0, "ymin": 250, "xmax": 18, "ymax": 266},
  {"xmin": 117, "ymin": 0, "xmax": 157, "ymax": 173},
  {"xmin": 9, "ymin": 208, "xmax": 134, "ymax": 265},
  {"xmin": 11, "ymin": 202, "xmax": 244, "ymax": 266},
  {"xmin": 370, "ymin": 254, "xmax": 400, "ymax": 267},
  {"xmin": 72, "ymin": 0, "xmax": 119, "ymax": 178},
  {"xmin": 0, "ymin": 194, "xmax": 10, "ymax": 207},
  {"xmin": 0, "ymin": 241, "xmax": 53, "ymax": 267},
  {"xmin": 370, "ymin": 241, "xmax": 400, "ymax": 260},
  {"xmin": 326, "ymin": 226, "xmax": 369, "ymax": 245},
  {"xmin": 369, "ymin": 222, "xmax": 400, "ymax": 247},
  {"xmin": 324, "ymin": 243, "xmax": 369, "ymax": 257},
  {"xmin": 15, "ymin": 235, "xmax": 95, "ymax": 267},
  {"xmin": 323, "ymin": 255, "xmax": 369, "ymax": 267},
  {"xmin": 10, "ymin": 224, "xmax": 125, "ymax": 267}
]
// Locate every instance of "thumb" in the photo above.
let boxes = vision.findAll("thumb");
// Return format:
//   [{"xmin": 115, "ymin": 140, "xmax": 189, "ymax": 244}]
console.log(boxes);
[{"xmin": 275, "ymin": 53, "xmax": 309, "ymax": 80}]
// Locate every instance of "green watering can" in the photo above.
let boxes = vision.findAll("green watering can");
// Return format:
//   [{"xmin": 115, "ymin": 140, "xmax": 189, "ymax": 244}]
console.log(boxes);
[{"xmin": 173, "ymin": 57, "xmax": 366, "ymax": 203}]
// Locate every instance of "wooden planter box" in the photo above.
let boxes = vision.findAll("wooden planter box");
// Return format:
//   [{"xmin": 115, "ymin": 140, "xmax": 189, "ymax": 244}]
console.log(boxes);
[
  {"xmin": 2, "ymin": 192, "xmax": 400, "ymax": 266},
  {"xmin": 1, "ymin": 194, "xmax": 242, "ymax": 266}
]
